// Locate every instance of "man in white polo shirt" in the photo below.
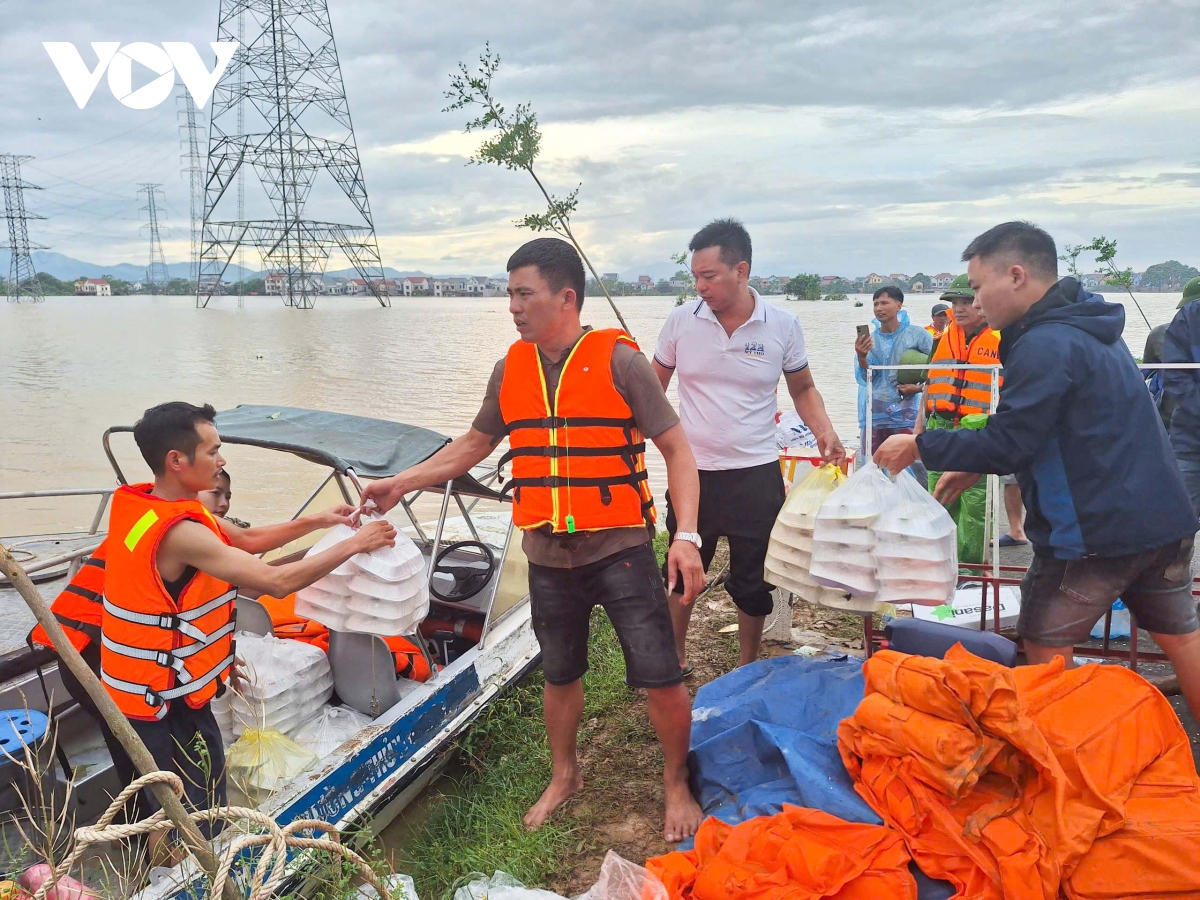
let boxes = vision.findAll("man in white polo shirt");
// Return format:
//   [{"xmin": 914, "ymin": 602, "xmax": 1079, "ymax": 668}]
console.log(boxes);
[{"xmin": 653, "ymin": 219, "xmax": 846, "ymax": 669}]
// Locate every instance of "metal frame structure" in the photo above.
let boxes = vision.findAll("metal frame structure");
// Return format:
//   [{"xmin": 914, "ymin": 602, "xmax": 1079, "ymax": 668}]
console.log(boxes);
[
  {"xmin": 137, "ymin": 183, "xmax": 170, "ymax": 291},
  {"xmin": 178, "ymin": 89, "xmax": 205, "ymax": 291},
  {"xmin": 197, "ymin": 0, "xmax": 389, "ymax": 309},
  {"xmin": 0, "ymin": 154, "xmax": 47, "ymax": 303}
]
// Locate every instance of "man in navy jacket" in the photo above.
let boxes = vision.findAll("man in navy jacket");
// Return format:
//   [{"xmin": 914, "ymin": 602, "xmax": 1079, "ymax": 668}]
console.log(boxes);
[{"xmin": 876, "ymin": 221, "xmax": 1200, "ymax": 723}]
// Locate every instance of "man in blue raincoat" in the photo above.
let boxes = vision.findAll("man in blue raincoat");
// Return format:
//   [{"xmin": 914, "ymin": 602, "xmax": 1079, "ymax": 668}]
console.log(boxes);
[
  {"xmin": 854, "ymin": 286, "xmax": 933, "ymax": 454},
  {"xmin": 874, "ymin": 221, "xmax": 1200, "ymax": 725}
]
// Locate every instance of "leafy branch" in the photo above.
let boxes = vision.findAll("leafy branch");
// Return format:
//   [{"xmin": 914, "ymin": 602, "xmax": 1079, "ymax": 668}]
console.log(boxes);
[
  {"xmin": 671, "ymin": 252, "xmax": 696, "ymax": 307},
  {"xmin": 445, "ymin": 45, "xmax": 632, "ymax": 336},
  {"xmin": 1060, "ymin": 236, "xmax": 1150, "ymax": 329}
]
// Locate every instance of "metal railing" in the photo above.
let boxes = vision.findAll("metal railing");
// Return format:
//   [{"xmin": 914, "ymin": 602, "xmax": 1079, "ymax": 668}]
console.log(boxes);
[{"xmin": 0, "ymin": 487, "xmax": 113, "ymax": 579}]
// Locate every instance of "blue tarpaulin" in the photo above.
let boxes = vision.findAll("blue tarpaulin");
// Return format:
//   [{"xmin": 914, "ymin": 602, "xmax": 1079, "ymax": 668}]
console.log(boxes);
[
  {"xmin": 687, "ymin": 653, "xmax": 953, "ymax": 900},
  {"xmin": 688, "ymin": 654, "xmax": 878, "ymax": 826}
]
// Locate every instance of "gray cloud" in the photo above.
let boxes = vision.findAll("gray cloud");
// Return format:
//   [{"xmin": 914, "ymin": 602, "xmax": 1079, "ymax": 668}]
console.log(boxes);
[{"xmin": 0, "ymin": 0, "xmax": 1197, "ymax": 276}]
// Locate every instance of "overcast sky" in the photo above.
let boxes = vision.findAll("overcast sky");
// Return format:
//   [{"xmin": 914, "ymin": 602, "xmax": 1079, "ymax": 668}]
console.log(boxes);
[{"xmin": 2, "ymin": 0, "xmax": 1198, "ymax": 278}]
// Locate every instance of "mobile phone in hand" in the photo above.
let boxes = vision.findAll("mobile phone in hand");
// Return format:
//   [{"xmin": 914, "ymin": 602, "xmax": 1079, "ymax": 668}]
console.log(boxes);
[{"xmin": 856, "ymin": 324, "xmax": 870, "ymax": 339}]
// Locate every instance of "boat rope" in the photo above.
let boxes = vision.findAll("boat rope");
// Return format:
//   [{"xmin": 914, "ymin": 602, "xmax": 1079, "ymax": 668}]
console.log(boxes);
[{"xmin": 35, "ymin": 770, "xmax": 391, "ymax": 900}]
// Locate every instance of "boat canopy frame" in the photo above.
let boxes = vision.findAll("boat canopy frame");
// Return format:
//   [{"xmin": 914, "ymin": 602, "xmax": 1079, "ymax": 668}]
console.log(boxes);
[{"xmin": 101, "ymin": 404, "xmax": 509, "ymax": 550}]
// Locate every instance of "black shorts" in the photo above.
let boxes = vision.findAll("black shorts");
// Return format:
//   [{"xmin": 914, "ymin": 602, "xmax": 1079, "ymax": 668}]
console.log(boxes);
[
  {"xmin": 664, "ymin": 461, "xmax": 785, "ymax": 617},
  {"xmin": 129, "ymin": 700, "xmax": 227, "ymax": 835},
  {"xmin": 1018, "ymin": 538, "xmax": 1200, "ymax": 646},
  {"xmin": 528, "ymin": 543, "xmax": 683, "ymax": 689}
]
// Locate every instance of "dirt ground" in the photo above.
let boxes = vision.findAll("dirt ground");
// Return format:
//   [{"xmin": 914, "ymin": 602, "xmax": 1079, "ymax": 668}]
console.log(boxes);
[
  {"xmin": 544, "ymin": 538, "xmax": 1200, "ymax": 896},
  {"xmin": 546, "ymin": 541, "xmax": 872, "ymax": 896}
]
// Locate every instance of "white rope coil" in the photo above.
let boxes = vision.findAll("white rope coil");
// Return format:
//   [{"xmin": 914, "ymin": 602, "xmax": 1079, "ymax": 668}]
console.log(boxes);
[{"xmin": 36, "ymin": 770, "xmax": 390, "ymax": 900}]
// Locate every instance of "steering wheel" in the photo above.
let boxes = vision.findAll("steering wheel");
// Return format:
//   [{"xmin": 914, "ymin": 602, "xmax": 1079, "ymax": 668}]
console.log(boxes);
[{"xmin": 430, "ymin": 540, "xmax": 497, "ymax": 603}]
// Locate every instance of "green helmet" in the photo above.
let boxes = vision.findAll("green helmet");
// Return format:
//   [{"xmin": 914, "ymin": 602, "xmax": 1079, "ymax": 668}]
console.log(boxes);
[
  {"xmin": 1180, "ymin": 276, "xmax": 1200, "ymax": 309},
  {"xmin": 950, "ymin": 274, "xmax": 970, "ymax": 289},
  {"xmin": 940, "ymin": 287, "xmax": 975, "ymax": 302},
  {"xmin": 896, "ymin": 348, "xmax": 930, "ymax": 384}
]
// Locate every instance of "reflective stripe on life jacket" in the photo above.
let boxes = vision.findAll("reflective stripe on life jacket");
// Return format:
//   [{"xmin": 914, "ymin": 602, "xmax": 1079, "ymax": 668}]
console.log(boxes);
[
  {"xmin": 100, "ymin": 484, "xmax": 236, "ymax": 721},
  {"xmin": 30, "ymin": 546, "xmax": 108, "ymax": 653},
  {"xmin": 497, "ymin": 329, "xmax": 656, "ymax": 533},
  {"xmin": 925, "ymin": 323, "xmax": 1002, "ymax": 422}
]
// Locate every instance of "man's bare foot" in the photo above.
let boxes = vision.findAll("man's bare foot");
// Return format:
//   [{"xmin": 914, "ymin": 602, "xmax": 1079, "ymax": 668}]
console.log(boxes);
[
  {"xmin": 663, "ymin": 776, "xmax": 704, "ymax": 843},
  {"xmin": 523, "ymin": 769, "xmax": 583, "ymax": 830}
]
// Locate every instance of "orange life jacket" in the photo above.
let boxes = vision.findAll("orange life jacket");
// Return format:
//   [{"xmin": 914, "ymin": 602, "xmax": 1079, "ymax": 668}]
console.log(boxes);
[
  {"xmin": 258, "ymin": 593, "xmax": 432, "ymax": 681},
  {"xmin": 29, "ymin": 542, "xmax": 108, "ymax": 654},
  {"xmin": 924, "ymin": 322, "xmax": 1002, "ymax": 422},
  {"xmin": 497, "ymin": 329, "xmax": 656, "ymax": 534},
  {"xmin": 100, "ymin": 484, "xmax": 237, "ymax": 721},
  {"xmin": 925, "ymin": 323, "xmax": 943, "ymax": 339}
]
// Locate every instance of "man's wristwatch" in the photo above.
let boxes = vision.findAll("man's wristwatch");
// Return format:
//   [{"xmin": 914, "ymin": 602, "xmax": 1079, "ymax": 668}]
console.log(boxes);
[{"xmin": 673, "ymin": 531, "xmax": 703, "ymax": 550}]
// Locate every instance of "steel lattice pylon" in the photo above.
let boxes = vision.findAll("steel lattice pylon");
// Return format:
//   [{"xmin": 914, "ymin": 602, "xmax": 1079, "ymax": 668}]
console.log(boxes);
[
  {"xmin": 1, "ymin": 154, "xmax": 47, "ymax": 303},
  {"xmin": 179, "ymin": 89, "xmax": 205, "ymax": 291},
  {"xmin": 138, "ymin": 183, "xmax": 170, "ymax": 291},
  {"xmin": 198, "ymin": 0, "xmax": 389, "ymax": 309}
]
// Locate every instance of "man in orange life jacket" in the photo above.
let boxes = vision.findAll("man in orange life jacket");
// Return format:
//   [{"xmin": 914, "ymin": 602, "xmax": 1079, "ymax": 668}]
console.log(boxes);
[
  {"xmin": 31, "ymin": 469, "xmax": 362, "ymax": 809},
  {"xmin": 915, "ymin": 287, "xmax": 1001, "ymax": 564},
  {"xmin": 362, "ymin": 238, "xmax": 707, "ymax": 844},
  {"xmin": 97, "ymin": 402, "xmax": 395, "ymax": 860}
]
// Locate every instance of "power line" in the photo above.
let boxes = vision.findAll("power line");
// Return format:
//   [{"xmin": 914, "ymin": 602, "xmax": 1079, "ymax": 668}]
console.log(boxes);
[{"xmin": 1, "ymin": 154, "xmax": 47, "ymax": 302}]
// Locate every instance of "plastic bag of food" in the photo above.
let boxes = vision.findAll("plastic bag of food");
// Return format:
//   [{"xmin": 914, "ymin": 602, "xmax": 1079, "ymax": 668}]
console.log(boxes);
[
  {"xmin": 292, "ymin": 704, "xmax": 374, "ymax": 759},
  {"xmin": 765, "ymin": 464, "xmax": 845, "ymax": 598},
  {"xmin": 574, "ymin": 851, "xmax": 668, "ymax": 900},
  {"xmin": 225, "ymin": 633, "xmax": 333, "ymax": 739},
  {"xmin": 809, "ymin": 462, "xmax": 895, "ymax": 600},
  {"xmin": 227, "ymin": 727, "xmax": 318, "ymax": 805},
  {"xmin": 452, "ymin": 872, "xmax": 565, "ymax": 900},
  {"xmin": 872, "ymin": 468, "xmax": 957, "ymax": 606}
]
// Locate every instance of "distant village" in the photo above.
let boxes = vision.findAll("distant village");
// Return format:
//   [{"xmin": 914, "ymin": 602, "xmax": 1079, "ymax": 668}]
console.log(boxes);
[{"xmin": 37, "ymin": 258, "xmax": 1200, "ymax": 299}]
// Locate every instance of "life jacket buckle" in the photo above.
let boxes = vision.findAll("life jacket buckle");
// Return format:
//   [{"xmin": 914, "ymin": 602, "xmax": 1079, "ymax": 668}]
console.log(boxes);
[
  {"xmin": 155, "ymin": 650, "xmax": 172, "ymax": 667},
  {"xmin": 144, "ymin": 689, "xmax": 163, "ymax": 708},
  {"xmin": 157, "ymin": 614, "xmax": 177, "ymax": 630}
]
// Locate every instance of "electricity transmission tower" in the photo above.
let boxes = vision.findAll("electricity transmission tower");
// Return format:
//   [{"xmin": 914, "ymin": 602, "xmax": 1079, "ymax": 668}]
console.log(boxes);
[
  {"xmin": 0, "ymin": 154, "xmax": 47, "ymax": 303},
  {"xmin": 179, "ymin": 88, "xmax": 205, "ymax": 290},
  {"xmin": 138, "ymin": 183, "xmax": 170, "ymax": 291},
  {"xmin": 198, "ymin": 0, "xmax": 389, "ymax": 309}
]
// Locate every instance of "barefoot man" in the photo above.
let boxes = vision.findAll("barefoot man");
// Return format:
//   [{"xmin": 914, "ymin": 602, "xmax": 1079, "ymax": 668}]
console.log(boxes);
[{"xmin": 362, "ymin": 238, "xmax": 707, "ymax": 842}]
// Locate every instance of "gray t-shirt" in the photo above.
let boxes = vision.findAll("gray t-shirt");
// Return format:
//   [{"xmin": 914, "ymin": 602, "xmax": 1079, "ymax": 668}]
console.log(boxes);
[{"xmin": 473, "ymin": 330, "xmax": 679, "ymax": 568}]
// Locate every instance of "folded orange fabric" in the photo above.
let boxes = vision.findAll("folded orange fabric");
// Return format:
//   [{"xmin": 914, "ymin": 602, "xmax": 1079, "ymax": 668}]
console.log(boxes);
[
  {"xmin": 838, "ymin": 646, "xmax": 1200, "ymax": 900},
  {"xmin": 646, "ymin": 805, "xmax": 916, "ymax": 900}
]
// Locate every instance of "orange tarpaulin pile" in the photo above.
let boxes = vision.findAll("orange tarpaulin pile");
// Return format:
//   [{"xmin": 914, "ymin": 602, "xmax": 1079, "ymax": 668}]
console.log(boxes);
[
  {"xmin": 646, "ymin": 805, "xmax": 916, "ymax": 900},
  {"xmin": 837, "ymin": 645, "xmax": 1200, "ymax": 900}
]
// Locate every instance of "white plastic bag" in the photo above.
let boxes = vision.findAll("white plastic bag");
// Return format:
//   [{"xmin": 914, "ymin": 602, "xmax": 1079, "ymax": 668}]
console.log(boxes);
[
  {"xmin": 225, "ymin": 633, "xmax": 333, "ymax": 739},
  {"xmin": 872, "ymin": 468, "xmax": 958, "ymax": 606},
  {"xmin": 573, "ymin": 851, "xmax": 668, "ymax": 900},
  {"xmin": 292, "ymin": 704, "xmax": 374, "ymax": 759},
  {"xmin": 452, "ymin": 873, "xmax": 565, "ymax": 900},
  {"xmin": 297, "ymin": 517, "xmax": 429, "ymax": 635},
  {"xmin": 765, "ymin": 464, "xmax": 844, "ymax": 599},
  {"xmin": 809, "ymin": 462, "xmax": 895, "ymax": 601}
]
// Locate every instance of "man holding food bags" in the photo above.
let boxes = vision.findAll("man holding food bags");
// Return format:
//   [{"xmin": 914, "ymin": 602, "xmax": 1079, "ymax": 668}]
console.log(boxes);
[{"xmin": 874, "ymin": 221, "xmax": 1200, "ymax": 725}]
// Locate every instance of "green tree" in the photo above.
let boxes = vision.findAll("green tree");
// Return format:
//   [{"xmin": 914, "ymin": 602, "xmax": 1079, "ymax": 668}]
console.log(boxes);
[
  {"xmin": 1142, "ymin": 260, "xmax": 1199, "ymax": 289},
  {"xmin": 445, "ymin": 45, "xmax": 631, "ymax": 335},
  {"xmin": 1063, "ymin": 236, "xmax": 1151, "ymax": 328},
  {"xmin": 785, "ymin": 273, "xmax": 821, "ymax": 302}
]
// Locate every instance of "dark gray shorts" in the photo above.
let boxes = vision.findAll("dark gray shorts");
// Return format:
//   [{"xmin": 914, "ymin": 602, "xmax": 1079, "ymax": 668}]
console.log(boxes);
[
  {"xmin": 1018, "ymin": 538, "xmax": 1199, "ymax": 646},
  {"xmin": 529, "ymin": 543, "xmax": 682, "ymax": 689}
]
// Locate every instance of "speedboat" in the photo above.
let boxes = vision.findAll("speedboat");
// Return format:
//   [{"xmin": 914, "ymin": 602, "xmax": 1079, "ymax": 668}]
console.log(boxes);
[{"xmin": 0, "ymin": 405, "xmax": 538, "ymax": 898}]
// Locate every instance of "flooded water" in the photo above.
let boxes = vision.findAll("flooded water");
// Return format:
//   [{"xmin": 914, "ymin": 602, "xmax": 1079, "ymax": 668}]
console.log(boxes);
[{"xmin": 0, "ymin": 290, "xmax": 1183, "ymax": 535}]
